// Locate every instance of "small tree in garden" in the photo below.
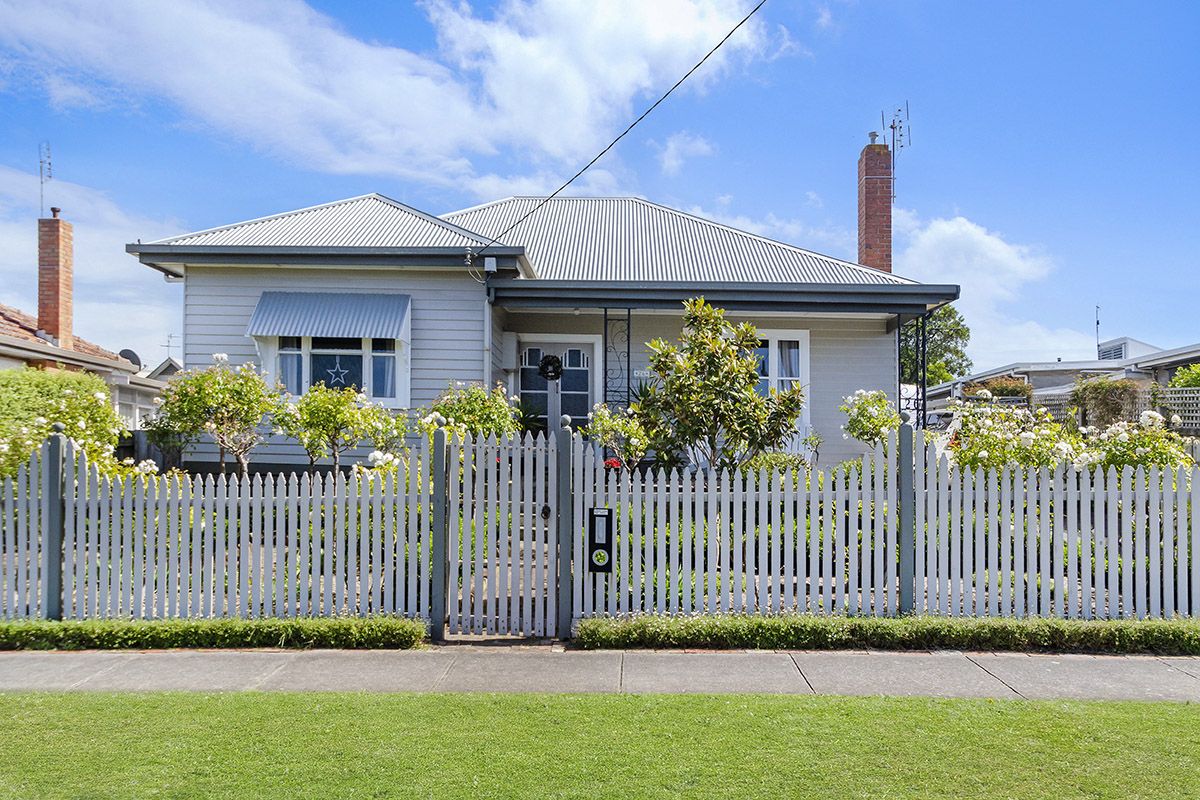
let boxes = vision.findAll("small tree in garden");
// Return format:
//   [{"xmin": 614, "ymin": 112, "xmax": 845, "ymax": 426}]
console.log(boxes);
[
  {"xmin": 157, "ymin": 355, "xmax": 276, "ymax": 475},
  {"xmin": 0, "ymin": 368, "xmax": 127, "ymax": 476},
  {"xmin": 418, "ymin": 382, "xmax": 522, "ymax": 439},
  {"xmin": 965, "ymin": 376, "xmax": 1032, "ymax": 403},
  {"xmin": 628, "ymin": 298, "xmax": 805, "ymax": 471},
  {"xmin": 582, "ymin": 404, "xmax": 648, "ymax": 470},
  {"xmin": 275, "ymin": 384, "xmax": 371, "ymax": 472},
  {"xmin": 839, "ymin": 389, "xmax": 901, "ymax": 449}
]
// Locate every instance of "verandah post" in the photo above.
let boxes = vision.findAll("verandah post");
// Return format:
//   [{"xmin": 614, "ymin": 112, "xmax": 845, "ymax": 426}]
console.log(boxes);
[
  {"xmin": 555, "ymin": 417, "xmax": 574, "ymax": 637},
  {"xmin": 429, "ymin": 428, "xmax": 448, "ymax": 643},
  {"xmin": 42, "ymin": 424, "xmax": 68, "ymax": 620},
  {"xmin": 897, "ymin": 414, "xmax": 916, "ymax": 614}
]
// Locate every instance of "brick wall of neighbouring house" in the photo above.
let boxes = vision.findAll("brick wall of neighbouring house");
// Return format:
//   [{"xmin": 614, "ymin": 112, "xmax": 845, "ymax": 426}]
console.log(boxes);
[
  {"xmin": 38, "ymin": 209, "xmax": 73, "ymax": 349},
  {"xmin": 857, "ymin": 142, "xmax": 892, "ymax": 273}
]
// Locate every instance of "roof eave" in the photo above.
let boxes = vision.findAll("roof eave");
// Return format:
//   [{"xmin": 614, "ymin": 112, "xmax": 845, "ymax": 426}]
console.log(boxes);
[
  {"xmin": 489, "ymin": 279, "xmax": 959, "ymax": 316},
  {"xmin": 127, "ymin": 243, "xmax": 526, "ymax": 275}
]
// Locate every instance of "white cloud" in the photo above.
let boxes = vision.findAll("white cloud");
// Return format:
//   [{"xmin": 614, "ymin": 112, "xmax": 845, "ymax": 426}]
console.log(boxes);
[
  {"xmin": 0, "ymin": 0, "xmax": 778, "ymax": 193},
  {"xmin": 653, "ymin": 131, "xmax": 715, "ymax": 176},
  {"xmin": 0, "ymin": 166, "xmax": 182, "ymax": 367},
  {"xmin": 685, "ymin": 203, "xmax": 856, "ymax": 260},
  {"xmin": 895, "ymin": 213, "xmax": 1095, "ymax": 368},
  {"xmin": 815, "ymin": 6, "xmax": 833, "ymax": 30}
]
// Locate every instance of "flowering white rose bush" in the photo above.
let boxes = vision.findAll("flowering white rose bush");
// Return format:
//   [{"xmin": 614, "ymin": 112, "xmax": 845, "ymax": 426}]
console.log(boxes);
[
  {"xmin": 839, "ymin": 389, "xmax": 901, "ymax": 449},
  {"xmin": 0, "ymin": 368, "xmax": 128, "ymax": 477},
  {"xmin": 941, "ymin": 399, "xmax": 1194, "ymax": 472},
  {"xmin": 418, "ymin": 382, "xmax": 523, "ymax": 439}
]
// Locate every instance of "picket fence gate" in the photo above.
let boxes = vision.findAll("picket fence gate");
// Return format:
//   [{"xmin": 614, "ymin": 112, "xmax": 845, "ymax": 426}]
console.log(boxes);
[{"xmin": 2, "ymin": 424, "xmax": 1199, "ymax": 635}]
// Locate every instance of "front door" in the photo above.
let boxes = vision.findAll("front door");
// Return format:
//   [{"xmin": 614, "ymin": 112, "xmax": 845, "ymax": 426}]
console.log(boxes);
[{"xmin": 518, "ymin": 341, "xmax": 595, "ymax": 430}]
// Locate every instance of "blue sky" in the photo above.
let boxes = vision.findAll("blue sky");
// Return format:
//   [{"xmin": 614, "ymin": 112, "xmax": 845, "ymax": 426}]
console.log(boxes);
[{"xmin": 0, "ymin": 0, "xmax": 1196, "ymax": 371}]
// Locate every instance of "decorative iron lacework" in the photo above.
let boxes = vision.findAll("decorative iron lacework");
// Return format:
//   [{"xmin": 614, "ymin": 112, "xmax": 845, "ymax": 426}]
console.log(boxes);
[{"xmin": 603, "ymin": 308, "xmax": 632, "ymax": 409}]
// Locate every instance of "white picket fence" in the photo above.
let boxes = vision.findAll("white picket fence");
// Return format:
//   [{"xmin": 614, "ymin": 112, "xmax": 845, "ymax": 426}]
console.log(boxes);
[
  {"xmin": 448, "ymin": 433, "xmax": 558, "ymax": 637},
  {"xmin": 916, "ymin": 430, "xmax": 1200, "ymax": 618},
  {"xmin": 2, "ymin": 429, "xmax": 1199, "ymax": 628},
  {"xmin": 0, "ymin": 440, "xmax": 433, "ymax": 621},
  {"xmin": 571, "ymin": 438, "xmax": 900, "ymax": 617}
]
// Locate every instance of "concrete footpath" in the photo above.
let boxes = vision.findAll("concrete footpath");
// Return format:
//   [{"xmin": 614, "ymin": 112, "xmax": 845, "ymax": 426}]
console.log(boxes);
[{"xmin": 3, "ymin": 646, "xmax": 1200, "ymax": 701}]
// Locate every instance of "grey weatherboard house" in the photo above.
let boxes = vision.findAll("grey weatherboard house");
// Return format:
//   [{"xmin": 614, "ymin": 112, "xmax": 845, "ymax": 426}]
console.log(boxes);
[{"xmin": 127, "ymin": 145, "xmax": 958, "ymax": 469}]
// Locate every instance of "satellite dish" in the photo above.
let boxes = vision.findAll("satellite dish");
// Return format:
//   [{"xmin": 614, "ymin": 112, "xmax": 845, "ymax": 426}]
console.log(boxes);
[{"xmin": 119, "ymin": 349, "xmax": 142, "ymax": 369}]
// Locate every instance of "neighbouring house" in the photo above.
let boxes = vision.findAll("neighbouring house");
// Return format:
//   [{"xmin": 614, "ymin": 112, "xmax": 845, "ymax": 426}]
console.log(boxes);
[
  {"xmin": 2, "ymin": 208, "xmax": 164, "ymax": 429},
  {"xmin": 929, "ymin": 335, "xmax": 1200, "ymax": 406},
  {"xmin": 128, "ymin": 138, "xmax": 959, "ymax": 469}
]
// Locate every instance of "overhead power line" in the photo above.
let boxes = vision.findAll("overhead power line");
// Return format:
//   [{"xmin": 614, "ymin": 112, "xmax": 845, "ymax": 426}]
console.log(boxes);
[{"xmin": 468, "ymin": 0, "xmax": 769, "ymax": 266}]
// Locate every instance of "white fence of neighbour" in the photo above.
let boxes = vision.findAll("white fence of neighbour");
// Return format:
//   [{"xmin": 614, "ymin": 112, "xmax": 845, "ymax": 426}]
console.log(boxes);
[
  {"xmin": 2, "ymin": 427, "xmax": 1200, "ymax": 631},
  {"xmin": 448, "ymin": 433, "xmax": 558, "ymax": 637},
  {"xmin": 0, "ymin": 439, "xmax": 434, "ymax": 621},
  {"xmin": 570, "ymin": 439, "xmax": 900, "ymax": 617}
]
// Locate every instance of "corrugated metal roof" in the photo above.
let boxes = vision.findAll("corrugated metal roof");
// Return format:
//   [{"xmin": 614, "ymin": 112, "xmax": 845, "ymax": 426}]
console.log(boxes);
[
  {"xmin": 247, "ymin": 292, "xmax": 411, "ymax": 339},
  {"xmin": 442, "ymin": 197, "xmax": 915, "ymax": 285},
  {"xmin": 153, "ymin": 194, "xmax": 490, "ymax": 248}
]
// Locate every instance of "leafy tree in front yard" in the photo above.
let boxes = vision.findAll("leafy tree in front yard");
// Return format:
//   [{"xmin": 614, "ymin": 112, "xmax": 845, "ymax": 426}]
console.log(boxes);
[
  {"xmin": 899, "ymin": 304, "xmax": 972, "ymax": 386},
  {"xmin": 275, "ymin": 383, "xmax": 371, "ymax": 472},
  {"xmin": 625, "ymin": 297, "xmax": 805, "ymax": 471},
  {"xmin": 156, "ymin": 355, "xmax": 276, "ymax": 475}
]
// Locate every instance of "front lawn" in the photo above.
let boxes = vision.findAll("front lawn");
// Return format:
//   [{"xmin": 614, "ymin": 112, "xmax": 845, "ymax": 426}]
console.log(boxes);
[{"xmin": 2, "ymin": 692, "xmax": 1198, "ymax": 798}]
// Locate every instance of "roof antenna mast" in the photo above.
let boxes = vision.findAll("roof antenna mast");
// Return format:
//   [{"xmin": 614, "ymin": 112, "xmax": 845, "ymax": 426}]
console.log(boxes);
[
  {"xmin": 38, "ymin": 142, "xmax": 52, "ymax": 217},
  {"xmin": 882, "ymin": 103, "xmax": 909, "ymax": 200},
  {"xmin": 1095, "ymin": 305, "xmax": 1101, "ymax": 356}
]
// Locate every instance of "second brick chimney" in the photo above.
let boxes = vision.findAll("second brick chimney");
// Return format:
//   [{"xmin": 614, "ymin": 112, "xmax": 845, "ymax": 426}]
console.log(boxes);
[
  {"xmin": 38, "ymin": 207, "xmax": 74, "ymax": 350},
  {"xmin": 857, "ymin": 133, "xmax": 892, "ymax": 273}
]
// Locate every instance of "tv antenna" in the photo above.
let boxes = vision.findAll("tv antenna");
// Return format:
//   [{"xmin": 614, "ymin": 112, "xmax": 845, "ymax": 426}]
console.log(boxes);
[
  {"xmin": 881, "ymin": 103, "xmax": 910, "ymax": 199},
  {"xmin": 38, "ymin": 142, "xmax": 52, "ymax": 217},
  {"xmin": 1095, "ymin": 305, "xmax": 1101, "ymax": 355},
  {"xmin": 162, "ymin": 333, "xmax": 180, "ymax": 360}
]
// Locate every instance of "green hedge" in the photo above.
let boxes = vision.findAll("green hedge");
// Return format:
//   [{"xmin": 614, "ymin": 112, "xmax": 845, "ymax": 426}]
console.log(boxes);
[
  {"xmin": 576, "ymin": 613, "xmax": 1200, "ymax": 655},
  {"xmin": 0, "ymin": 616, "xmax": 427, "ymax": 651}
]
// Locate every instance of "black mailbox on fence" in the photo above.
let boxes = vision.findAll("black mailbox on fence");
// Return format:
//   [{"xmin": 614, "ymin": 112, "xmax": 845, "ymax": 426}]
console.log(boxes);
[{"xmin": 588, "ymin": 507, "xmax": 613, "ymax": 573}]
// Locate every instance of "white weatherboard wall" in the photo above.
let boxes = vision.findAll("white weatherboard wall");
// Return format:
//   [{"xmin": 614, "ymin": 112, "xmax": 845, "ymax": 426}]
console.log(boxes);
[
  {"xmin": 183, "ymin": 266, "xmax": 487, "ymax": 467},
  {"xmin": 501, "ymin": 311, "xmax": 896, "ymax": 465}
]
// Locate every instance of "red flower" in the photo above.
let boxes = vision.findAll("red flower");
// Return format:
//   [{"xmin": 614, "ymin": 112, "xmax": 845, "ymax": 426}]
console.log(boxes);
[{"xmin": 603, "ymin": 457, "xmax": 622, "ymax": 470}]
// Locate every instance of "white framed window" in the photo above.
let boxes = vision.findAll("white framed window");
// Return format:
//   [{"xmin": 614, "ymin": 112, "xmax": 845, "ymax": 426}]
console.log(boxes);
[
  {"xmin": 257, "ymin": 335, "xmax": 411, "ymax": 408},
  {"xmin": 753, "ymin": 330, "xmax": 812, "ymax": 433}
]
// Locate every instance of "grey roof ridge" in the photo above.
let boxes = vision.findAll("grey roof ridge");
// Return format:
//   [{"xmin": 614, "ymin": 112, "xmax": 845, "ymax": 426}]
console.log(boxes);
[
  {"xmin": 151, "ymin": 192, "xmax": 492, "ymax": 246},
  {"xmin": 443, "ymin": 195, "xmax": 918, "ymax": 285}
]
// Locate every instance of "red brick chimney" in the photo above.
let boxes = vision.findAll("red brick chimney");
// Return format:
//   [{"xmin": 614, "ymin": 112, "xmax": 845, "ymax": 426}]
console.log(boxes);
[
  {"xmin": 38, "ymin": 207, "xmax": 74, "ymax": 350},
  {"xmin": 857, "ymin": 133, "xmax": 893, "ymax": 273}
]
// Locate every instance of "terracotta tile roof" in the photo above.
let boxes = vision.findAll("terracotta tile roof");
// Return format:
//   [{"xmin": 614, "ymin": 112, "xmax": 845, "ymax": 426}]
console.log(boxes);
[{"xmin": 0, "ymin": 303, "xmax": 130, "ymax": 366}]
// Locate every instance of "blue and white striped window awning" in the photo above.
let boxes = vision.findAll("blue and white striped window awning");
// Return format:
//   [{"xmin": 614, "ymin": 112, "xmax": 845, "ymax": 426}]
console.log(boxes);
[{"xmin": 246, "ymin": 292, "xmax": 411, "ymax": 341}]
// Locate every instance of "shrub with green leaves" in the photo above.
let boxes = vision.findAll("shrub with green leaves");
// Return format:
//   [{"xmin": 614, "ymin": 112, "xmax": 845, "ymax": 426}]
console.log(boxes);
[
  {"xmin": 419, "ymin": 381, "xmax": 522, "ymax": 439},
  {"xmin": 0, "ymin": 616, "xmax": 426, "ymax": 650},
  {"xmin": 576, "ymin": 613, "xmax": 1200, "ymax": 655},
  {"xmin": 1168, "ymin": 364, "xmax": 1200, "ymax": 389},
  {"xmin": 0, "ymin": 368, "xmax": 126, "ymax": 477},
  {"xmin": 156, "ymin": 354, "xmax": 277, "ymax": 474},
  {"xmin": 966, "ymin": 376, "xmax": 1032, "ymax": 401},
  {"xmin": 839, "ymin": 389, "xmax": 900, "ymax": 449}
]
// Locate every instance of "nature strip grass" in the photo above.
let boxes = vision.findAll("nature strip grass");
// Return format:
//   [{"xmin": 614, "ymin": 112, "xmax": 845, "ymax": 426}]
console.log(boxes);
[
  {"xmin": 2, "ymin": 693, "xmax": 1198, "ymax": 799},
  {"xmin": 0, "ymin": 616, "xmax": 426, "ymax": 651},
  {"xmin": 576, "ymin": 613, "xmax": 1200, "ymax": 655}
]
